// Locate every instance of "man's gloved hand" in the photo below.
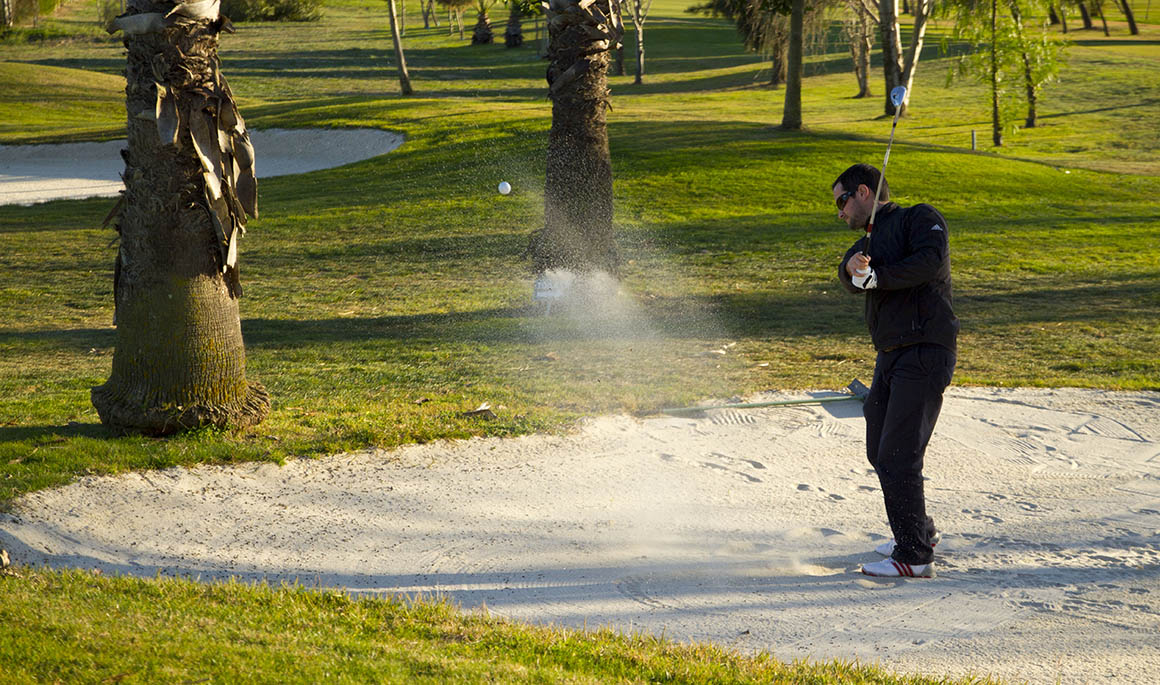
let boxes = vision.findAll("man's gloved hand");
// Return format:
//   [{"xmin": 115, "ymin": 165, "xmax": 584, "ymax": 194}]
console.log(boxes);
[{"xmin": 852, "ymin": 267, "xmax": 877, "ymax": 289}]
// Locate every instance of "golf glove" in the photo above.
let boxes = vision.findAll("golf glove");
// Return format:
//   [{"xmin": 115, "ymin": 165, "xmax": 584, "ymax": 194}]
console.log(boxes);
[{"xmin": 852, "ymin": 268, "xmax": 878, "ymax": 290}]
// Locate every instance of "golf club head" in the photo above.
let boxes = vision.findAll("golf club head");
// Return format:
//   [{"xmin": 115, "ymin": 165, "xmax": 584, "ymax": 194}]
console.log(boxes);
[
  {"xmin": 890, "ymin": 86, "xmax": 907, "ymax": 108},
  {"xmin": 846, "ymin": 378, "xmax": 870, "ymax": 400}
]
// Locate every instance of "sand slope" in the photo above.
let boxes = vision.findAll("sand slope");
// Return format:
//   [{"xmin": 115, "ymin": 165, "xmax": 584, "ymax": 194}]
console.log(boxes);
[
  {"xmin": 0, "ymin": 128, "xmax": 404, "ymax": 205},
  {"xmin": 2, "ymin": 387, "xmax": 1159, "ymax": 684}
]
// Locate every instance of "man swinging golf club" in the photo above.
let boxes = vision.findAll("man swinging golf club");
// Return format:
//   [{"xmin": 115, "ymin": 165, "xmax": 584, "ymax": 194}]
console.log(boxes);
[{"xmin": 831, "ymin": 97, "xmax": 959, "ymax": 578}]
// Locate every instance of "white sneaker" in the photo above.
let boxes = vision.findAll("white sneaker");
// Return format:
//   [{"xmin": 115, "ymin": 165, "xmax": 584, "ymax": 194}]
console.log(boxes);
[
  {"xmin": 875, "ymin": 530, "xmax": 941, "ymax": 556},
  {"xmin": 861, "ymin": 558, "xmax": 935, "ymax": 578}
]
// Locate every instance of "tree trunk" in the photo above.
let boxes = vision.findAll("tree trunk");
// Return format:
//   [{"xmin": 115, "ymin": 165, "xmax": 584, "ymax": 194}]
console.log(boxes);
[
  {"xmin": 388, "ymin": 0, "xmax": 414, "ymax": 94},
  {"xmin": 634, "ymin": 21, "xmax": 644, "ymax": 84},
  {"xmin": 472, "ymin": 9, "xmax": 492, "ymax": 43},
  {"xmin": 531, "ymin": 0, "xmax": 623, "ymax": 276},
  {"xmin": 2, "ymin": 0, "xmax": 13, "ymax": 28},
  {"xmin": 504, "ymin": 2, "xmax": 523, "ymax": 47},
  {"xmin": 399, "ymin": 0, "xmax": 406, "ymax": 36},
  {"xmin": 769, "ymin": 43, "xmax": 787, "ymax": 87},
  {"xmin": 897, "ymin": 0, "xmax": 932, "ymax": 116},
  {"xmin": 781, "ymin": 0, "xmax": 803, "ymax": 129},
  {"xmin": 1077, "ymin": 0, "xmax": 1093, "ymax": 29},
  {"xmin": 1008, "ymin": 0, "xmax": 1037, "ymax": 128},
  {"xmin": 95, "ymin": 1, "xmax": 269, "ymax": 435},
  {"xmin": 1058, "ymin": 3, "xmax": 1069, "ymax": 32},
  {"xmin": 990, "ymin": 0, "xmax": 1002, "ymax": 146},
  {"xmin": 1094, "ymin": 0, "xmax": 1109, "ymax": 34},
  {"xmin": 879, "ymin": 0, "xmax": 904, "ymax": 115},
  {"xmin": 1118, "ymin": 0, "xmax": 1138, "ymax": 33}
]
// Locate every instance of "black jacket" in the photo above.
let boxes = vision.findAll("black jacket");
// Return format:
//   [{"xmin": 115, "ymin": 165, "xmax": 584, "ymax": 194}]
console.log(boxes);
[{"xmin": 839, "ymin": 202, "xmax": 959, "ymax": 353}]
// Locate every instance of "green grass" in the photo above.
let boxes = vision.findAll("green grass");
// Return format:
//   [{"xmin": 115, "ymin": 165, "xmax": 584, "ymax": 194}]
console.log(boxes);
[
  {"xmin": 0, "ymin": 569, "xmax": 998, "ymax": 684},
  {"xmin": 1, "ymin": 0, "xmax": 1158, "ymax": 681}
]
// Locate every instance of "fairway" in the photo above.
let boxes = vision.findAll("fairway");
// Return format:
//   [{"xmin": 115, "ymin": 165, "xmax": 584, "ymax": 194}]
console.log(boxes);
[{"xmin": 2, "ymin": 0, "xmax": 1160, "ymax": 682}]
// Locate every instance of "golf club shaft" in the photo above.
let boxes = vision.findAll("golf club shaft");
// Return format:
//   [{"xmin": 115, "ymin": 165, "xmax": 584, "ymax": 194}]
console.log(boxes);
[{"xmin": 864, "ymin": 107, "xmax": 904, "ymax": 258}]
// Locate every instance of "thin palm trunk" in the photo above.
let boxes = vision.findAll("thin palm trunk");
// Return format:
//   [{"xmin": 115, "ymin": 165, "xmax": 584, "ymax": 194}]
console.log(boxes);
[
  {"xmin": 95, "ymin": 1, "xmax": 269, "ymax": 435},
  {"xmin": 990, "ymin": 0, "xmax": 1002, "ymax": 146},
  {"xmin": 388, "ymin": 0, "xmax": 414, "ymax": 94},
  {"xmin": 781, "ymin": 0, "xmax": 803, "ymax": 129}
]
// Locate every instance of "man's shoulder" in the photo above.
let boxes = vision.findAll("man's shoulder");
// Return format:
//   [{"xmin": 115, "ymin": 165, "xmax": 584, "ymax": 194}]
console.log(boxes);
[{"xmin": 903, "ymin": 202, "xmax": 946, "ymax": 221}]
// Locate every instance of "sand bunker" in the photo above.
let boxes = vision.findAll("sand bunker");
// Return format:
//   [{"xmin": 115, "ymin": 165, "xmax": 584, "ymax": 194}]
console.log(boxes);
[
  {"xmin": 0, "ymin": 128, "xmax": 404, "ymax": 205},
  {"xmin": 2, "ymin": 386, "xmax": 1158, "ymax": 683}
]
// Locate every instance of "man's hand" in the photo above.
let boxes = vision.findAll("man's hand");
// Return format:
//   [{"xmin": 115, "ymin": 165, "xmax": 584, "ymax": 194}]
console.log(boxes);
[
  {"xmin": 845, "ymin": 251, "xmax": 870, "ymax": 278},
  {"xmin": 846, "ymin": 251, "xmax": 877, "ymax": 289}
]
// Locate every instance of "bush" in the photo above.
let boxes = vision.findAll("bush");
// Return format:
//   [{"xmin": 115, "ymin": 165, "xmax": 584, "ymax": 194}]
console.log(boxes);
[{"xmin": 221, "ymin": 0, "xmax": 323, "ymax": 22}]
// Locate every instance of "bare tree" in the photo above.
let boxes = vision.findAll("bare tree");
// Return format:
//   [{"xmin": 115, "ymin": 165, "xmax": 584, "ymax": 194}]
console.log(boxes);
[
  {"xmin": 879, "ymin": 0, "xmax": 933, "ymax": 115},
  {"xmin": 529, "ymin": 0, "xmax": 624, "ymax": 276},
  {"xmin": 626, "ymin": 0, "xmax": 653, "ymax": 84},
  {"xmin": 844, "ymin": 0, "xmax": 877, "ymax": 97},
  {"xmin": 96, "ymin": 1, "xmax": 269, "ymax": 435}
]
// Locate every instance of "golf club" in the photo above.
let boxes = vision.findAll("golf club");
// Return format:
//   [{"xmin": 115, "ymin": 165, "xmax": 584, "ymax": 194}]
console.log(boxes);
[
  {"xmin": 864, "ymin": 85, "xmax": 908, "ymax": 257},
  {"xmin": 660, "ymin": 379, "xmax": 869, "ymax": 417}
]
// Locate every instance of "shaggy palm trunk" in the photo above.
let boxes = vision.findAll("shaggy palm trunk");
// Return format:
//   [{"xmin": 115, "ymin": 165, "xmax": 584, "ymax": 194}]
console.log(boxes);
[
  {"xmin": 531, "ymin": 0, "xmax": 623, "ymax": 276},
  {"xmin": 94, "ymin": 2, "xmax": 268, "ymax": 435},
  {"xmin": 780, "ymin": 0, "xmax": 803, "ymax": 129},
  {"xmin": 504, "ymin": 3, "xmax": 522, "ymax": 47},
  {"xmin": 472, "ymin": 9, "xmax": 492, "ymax": 43},
  {"xmin": 388, "ymin": 0, "xmax": 414, "ymax": 94}
]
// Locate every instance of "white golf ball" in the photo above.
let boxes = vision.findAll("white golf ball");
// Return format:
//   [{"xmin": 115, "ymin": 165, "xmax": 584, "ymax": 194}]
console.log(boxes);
[{"xmin": 498, "ymin": 181, "xmax": 512, "ymax": 195}]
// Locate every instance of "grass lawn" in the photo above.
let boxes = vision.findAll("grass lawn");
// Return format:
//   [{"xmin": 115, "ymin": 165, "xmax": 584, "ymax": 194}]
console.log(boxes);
[{"xmin": 0, "ymin": 0, "xmax": 1157, "ymax": 681}]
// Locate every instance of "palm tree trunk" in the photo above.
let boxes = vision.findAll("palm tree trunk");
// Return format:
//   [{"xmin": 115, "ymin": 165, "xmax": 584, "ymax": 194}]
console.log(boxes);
[
  {"xmin": 388, "ymin": 0, "xmax": 414, "ymax": 94},
  {"xmin": 781, "ymin": 0, "xmax": 803, "ymax": 129},
  {"xmin": 990, "ymin": 0, "xmax": 1002, "ymax": 146},
  {"xmin": 531, "ymin": 0, "xmax": 623, "ymax": 276},
  {"xmin": 95, "ymin": 2, "xmax": 269, "ymax": 435}
]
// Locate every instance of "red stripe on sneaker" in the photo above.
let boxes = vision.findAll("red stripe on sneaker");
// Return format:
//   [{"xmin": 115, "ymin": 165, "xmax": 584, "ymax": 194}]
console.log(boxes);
[{"xmin": 892, "ymin": 561, "xmax": 912, "ymax": 577}]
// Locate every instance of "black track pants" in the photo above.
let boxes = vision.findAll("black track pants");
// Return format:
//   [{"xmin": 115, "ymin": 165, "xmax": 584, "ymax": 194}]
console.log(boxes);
[{"xmin": 864, "ymin": 343, "xmax": 956, "ymax": 565}]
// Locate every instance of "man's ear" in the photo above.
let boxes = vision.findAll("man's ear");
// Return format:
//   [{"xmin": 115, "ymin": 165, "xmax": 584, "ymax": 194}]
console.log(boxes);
[{"xmin": 858, "ymin": 184, "xmax": 872, "ymax": 199}]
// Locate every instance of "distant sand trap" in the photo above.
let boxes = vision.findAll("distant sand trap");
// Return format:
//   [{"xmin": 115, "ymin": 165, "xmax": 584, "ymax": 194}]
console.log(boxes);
[
  {"xmin": 3, "ymin": 387, "xmax": 1159, "ymax": 684},
  {"xmin": 0, "ymin": 128, "xmax": 404, "ymax": 206}
]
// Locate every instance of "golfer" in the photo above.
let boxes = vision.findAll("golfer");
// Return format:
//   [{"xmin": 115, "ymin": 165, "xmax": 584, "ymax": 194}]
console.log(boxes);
[{"xmin": 831, "ymin": 163, "xmax": 959, "ymax": 578}]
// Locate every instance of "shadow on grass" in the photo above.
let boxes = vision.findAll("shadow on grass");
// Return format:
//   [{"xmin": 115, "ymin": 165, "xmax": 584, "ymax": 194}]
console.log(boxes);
[{"xmin": 0, "ymin": 422, "xmax": 110, "ymax": 445}]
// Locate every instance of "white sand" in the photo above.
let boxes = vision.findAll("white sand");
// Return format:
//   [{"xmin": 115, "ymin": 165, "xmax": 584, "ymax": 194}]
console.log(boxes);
[
  {"xmin": 0, "ymin": 128, "xmax": 404, "ymax": 206},
  {"xmin": 3, "ymin": 386, "xmax": 1158, "ymax": 684}
]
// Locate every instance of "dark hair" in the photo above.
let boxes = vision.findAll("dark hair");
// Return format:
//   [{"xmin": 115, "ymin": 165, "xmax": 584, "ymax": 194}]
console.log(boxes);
[{"xmin": 832, "ymin": 163, "xmax": 889, "ymax": 201}]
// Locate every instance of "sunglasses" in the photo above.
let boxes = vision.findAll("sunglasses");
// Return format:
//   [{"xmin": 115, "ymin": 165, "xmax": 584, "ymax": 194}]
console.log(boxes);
[{"xmin": 836, "ymin": 190, "xmax": 855, "ymax": 211}]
